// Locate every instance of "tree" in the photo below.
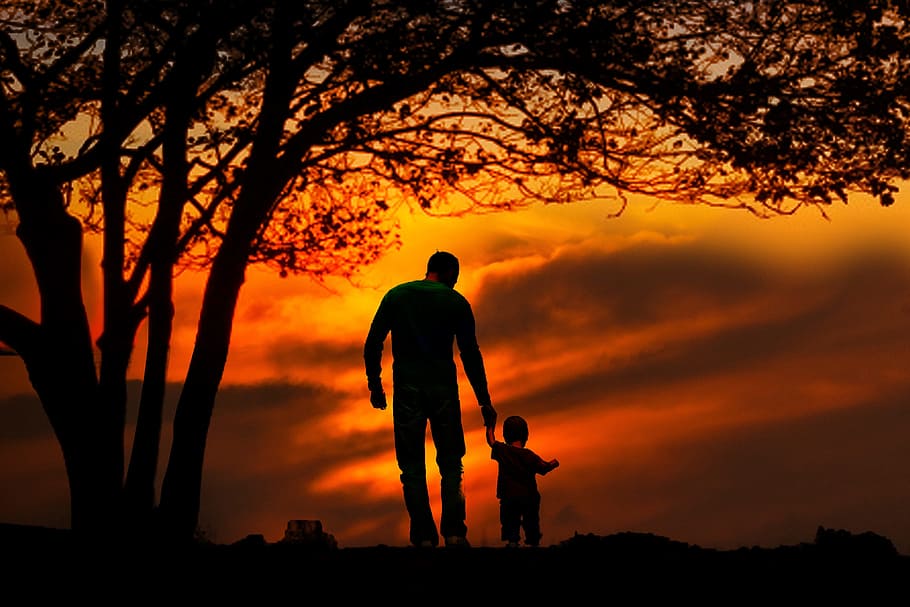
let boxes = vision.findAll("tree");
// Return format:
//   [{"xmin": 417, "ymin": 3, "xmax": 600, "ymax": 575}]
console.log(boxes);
[{"xmin": 1, "ymin": 0, "xmax": 908, "ymax": 544}]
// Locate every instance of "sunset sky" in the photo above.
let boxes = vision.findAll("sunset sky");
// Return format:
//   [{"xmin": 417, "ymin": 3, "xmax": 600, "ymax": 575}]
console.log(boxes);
[{"xmin": 2, "ymin": 190, "xmax": 909, "ymax": 552}]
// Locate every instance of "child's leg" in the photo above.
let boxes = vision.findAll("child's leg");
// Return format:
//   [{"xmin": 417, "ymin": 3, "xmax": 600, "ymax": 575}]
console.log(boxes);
[
  {"xmin": 499, "ymin": 499, "xmax": 522, "ymax": 544},
  {"xmin": 521, "ymin": 495, "xmax": 543, "ymax": 546}
]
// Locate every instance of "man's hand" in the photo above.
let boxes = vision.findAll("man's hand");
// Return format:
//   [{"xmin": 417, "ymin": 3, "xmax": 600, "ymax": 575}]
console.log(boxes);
[
  {"xmin": 370, "ymin": 388, "xmax": 387, "ymax": 410},
  {"xmin": 480, "ymin": 403, "xmax": 497, "ymax": 428},
  {"xmin": 368, "ymin": 379, "xmax": 387, "ymax": 410}
]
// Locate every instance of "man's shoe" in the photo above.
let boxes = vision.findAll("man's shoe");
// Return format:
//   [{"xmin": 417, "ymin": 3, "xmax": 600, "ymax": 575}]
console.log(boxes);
[
  {"xmin": 505, "ymin": 541, "xmax": 520, "ymax": 548},
  {"xmin": 444, "ymin": 536, "xmax": 470, "ymax": 548}
]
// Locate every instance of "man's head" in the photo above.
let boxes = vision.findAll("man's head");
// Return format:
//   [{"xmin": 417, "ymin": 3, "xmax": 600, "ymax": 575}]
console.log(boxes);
[
  {"xmin": 503, "ymin": 415, "xmax": 529, "ymax": 445},
  {"xmin": 426, "ymin": 250, "xmax": 460, "ymax": 288}
]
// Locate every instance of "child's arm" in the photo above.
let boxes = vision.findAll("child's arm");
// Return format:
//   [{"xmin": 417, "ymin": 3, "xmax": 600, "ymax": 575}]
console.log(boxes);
[
  {"xmin": 540, "ymin": 458, "xmax": 560, "ymax": 475},
  {"xmin": 485, "ymin": 424, "xmax": 496, "ymax": 447}
]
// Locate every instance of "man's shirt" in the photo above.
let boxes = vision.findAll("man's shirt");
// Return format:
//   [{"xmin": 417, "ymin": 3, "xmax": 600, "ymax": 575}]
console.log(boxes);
[{"xmin": 364, "ymin": 279, "xmax": 490, "ymax": 405}]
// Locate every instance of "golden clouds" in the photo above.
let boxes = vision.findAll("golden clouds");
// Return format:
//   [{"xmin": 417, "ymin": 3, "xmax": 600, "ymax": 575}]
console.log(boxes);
[{"xmin": 2, "ymin": 190, "xmax": 910, "ymax": 550}]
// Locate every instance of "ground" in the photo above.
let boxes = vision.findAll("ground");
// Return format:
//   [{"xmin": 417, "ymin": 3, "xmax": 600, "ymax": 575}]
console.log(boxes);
[{"xmin": 1, "ymin": 524, "xmax": 906, "ymax": 602}]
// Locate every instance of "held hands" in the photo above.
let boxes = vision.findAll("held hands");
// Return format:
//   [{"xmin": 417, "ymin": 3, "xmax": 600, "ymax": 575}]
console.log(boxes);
[
  {"xmin": 484, "ymin": 424, "xmax": 496, "ymax": 448},
  {"xmin": 480, "ymin": 403, "xmax": 497, "ymax": 428}
]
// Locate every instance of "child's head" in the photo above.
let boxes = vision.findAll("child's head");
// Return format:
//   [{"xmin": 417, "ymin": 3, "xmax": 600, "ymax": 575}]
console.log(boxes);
[{"xmin": 503, "ymin": 415, "xmax": 529, "ymax": 445}]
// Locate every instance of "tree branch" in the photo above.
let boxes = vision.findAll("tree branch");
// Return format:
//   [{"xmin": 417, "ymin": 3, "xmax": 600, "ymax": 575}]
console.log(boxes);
[{"xmin": 0, "ymin": 304, "xmax": 40, "ymax": 360}]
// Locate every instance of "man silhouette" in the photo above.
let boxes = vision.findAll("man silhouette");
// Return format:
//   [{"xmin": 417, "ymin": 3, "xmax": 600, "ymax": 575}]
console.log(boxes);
[{"xmin": 364, "ymin": 251, "xmax": 497, "ymax": 548}]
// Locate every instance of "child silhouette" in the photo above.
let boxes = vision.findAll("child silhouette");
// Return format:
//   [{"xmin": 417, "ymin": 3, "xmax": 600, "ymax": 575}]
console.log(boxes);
[{"xmin": 486, "ymin": 415, "xmax": 559, "ymax": 547}]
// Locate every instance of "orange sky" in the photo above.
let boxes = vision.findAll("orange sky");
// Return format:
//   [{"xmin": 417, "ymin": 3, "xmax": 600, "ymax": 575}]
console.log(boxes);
[{"xmin": 2, "ymin": 192, "xmax": 909, "ymax": 552}]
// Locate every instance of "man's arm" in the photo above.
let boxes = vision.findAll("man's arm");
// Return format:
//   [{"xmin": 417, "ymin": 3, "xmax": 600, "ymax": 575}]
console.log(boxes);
[
  {"xmin": 455, "ymin": 303, "xmax": 491, "ymax": 406},
  {"xmin": 455, "ymin": 300, "xmax": 497, "ymax": 427},
  {"xmin": 364, "ymin": 298, "xmax": 390, "ymax": 409}
]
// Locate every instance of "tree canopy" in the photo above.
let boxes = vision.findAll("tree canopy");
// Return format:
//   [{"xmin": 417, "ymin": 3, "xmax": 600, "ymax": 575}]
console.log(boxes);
[{"xmin": 1, "ymin": 0, "xmax": 909, "ymax": 543}]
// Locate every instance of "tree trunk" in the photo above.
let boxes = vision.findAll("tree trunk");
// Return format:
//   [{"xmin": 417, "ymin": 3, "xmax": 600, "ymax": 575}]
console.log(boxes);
[
  {"xmin": 127, "ymin": 48, "xmax": 208, "ymax": 527},
  {"xmin": 157, "ymin": 5, "xmax": 299, "ymax": 540},
  {"xmin": 16, "ymin": 207, "xmax": 118, "ymax": 537},
  {"xmin": 156, "ymin": 230, "xmax": 251, "ymax": 541},
  {"xmin": 124, "ymin": 265, "xmax": 172, "ymax": 521}
]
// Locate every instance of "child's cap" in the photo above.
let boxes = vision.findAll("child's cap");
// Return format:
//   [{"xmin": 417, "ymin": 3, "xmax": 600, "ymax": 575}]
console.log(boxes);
[{"xmin": 503, "ymin": 415, "xmax": 529, "ymax": 444}]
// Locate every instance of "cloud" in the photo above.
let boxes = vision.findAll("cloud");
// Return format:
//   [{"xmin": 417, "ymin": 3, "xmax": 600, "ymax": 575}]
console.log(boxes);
[
  {"xmin": 191, "ymin": 378, "xmax": 400, "ymax": 543},
  {"xmin": 564, "ymin": 384, "xmax": 910, "ymax": 552},
  {"xmin": 470, "ymin": 235, "xmax": 909, "ymax": 380},
  {"xmin": 264, "ymin": 338, "xmax": 364, "ymax": 378},
  {"xmin": 472, "ymin": 236, "xmax": 788, "ymax": 343},
  {"xmin": 0, "ymin": 376, "xmax": 376, "ymax": 542},
  {"xmin": 206, "ymin": 235, "xmax": 910, "ymax": 548},
  {"xmin": 4, "ymin": 222, "xmax": 910, "ymax": 551},
  {"xmin": 452, "ymin": 236, "xmax": 910, "ymax": 551}
]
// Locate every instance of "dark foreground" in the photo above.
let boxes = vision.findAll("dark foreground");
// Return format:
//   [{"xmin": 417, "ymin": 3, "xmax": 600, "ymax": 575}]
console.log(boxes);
[{"xmin": 2, "ymin": 524, "xmax": 907, "ymax": 602}]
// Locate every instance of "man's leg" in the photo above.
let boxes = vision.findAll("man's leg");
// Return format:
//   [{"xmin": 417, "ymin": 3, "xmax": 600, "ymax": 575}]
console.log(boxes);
[
  {"xmin": 437, "ymin": 454, "xmax": 466, "ymax": 541},
  {"xmin": 394, "ymin": 385, "xmax": 438, "ymax": 547},
  {"xmin": 428, "ymin": 386, "xmax": 467, "ymax": 541}
]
